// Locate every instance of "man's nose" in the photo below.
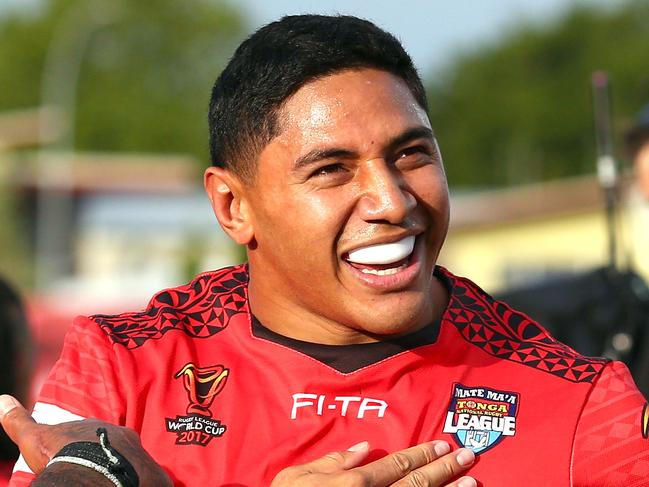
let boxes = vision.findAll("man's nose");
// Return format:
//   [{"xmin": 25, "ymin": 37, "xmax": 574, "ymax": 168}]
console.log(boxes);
[{"xmin": 356, "ymin": 159, "xmax": 416, "ymax": 224}]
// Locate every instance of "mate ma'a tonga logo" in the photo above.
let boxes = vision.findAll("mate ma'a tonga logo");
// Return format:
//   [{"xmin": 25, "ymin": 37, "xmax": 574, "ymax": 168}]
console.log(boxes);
[
  {"xmin": 165, "ymin": 362, "xmax": 229, "ymax": 446},
  {"xmin": 443, "ymin": 383, "xmax": 519, "ymax": 454}
]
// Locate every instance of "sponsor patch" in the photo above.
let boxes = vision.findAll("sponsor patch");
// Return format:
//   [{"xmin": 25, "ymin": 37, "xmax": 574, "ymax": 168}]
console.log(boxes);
[
  {"xmin": 165, "ymin": 362, "xmax": 229, "ymax": 446},
  {"xmin": 443, "ymin": 383, "xmax": 519, "ymax": 454},
  {"xmin": 642, "ymin": 403, "xmax": 649, "ymax": 439}
]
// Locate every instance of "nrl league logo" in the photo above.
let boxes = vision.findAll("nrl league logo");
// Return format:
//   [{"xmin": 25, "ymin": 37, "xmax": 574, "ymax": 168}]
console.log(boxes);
[
  {"xmin": 443, "ymin": 383, "xmax": 519, "ymax": 454},
  {"xmin": 165, "ymin": 362, "xmax": 229, "ymax": 446}
]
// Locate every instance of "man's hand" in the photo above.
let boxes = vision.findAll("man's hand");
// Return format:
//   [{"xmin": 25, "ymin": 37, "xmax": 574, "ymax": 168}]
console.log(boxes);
[
  {"xmin": 270, "ymin": 440, "xmax": 477, "ymax": 487},
  {"xmin": 0, "ymin": 394, "xmax": 172, "ymax": 486}
]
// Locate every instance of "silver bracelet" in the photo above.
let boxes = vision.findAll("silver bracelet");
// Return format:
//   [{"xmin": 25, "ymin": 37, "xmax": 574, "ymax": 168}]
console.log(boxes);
[
  {"xmin": 47, "ymin": 455, "xmax": 124, "ymax": 487},
  {"xmin": 45, "ymin": 428, "xmax": 139, "ymax": 487}
]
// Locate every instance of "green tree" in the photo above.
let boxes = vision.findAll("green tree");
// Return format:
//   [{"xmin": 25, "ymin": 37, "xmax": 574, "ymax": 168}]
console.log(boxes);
[
  {"xmin": 0, "ymin": 0, "xmax": 246, "ymax": 162},
  {"xmin": 427, "ymin": 0, "xmax": 649, "ymax": 188},
  {"xmin": 0, "ymin": 0, "xmax": 247, "ymax": 288}
]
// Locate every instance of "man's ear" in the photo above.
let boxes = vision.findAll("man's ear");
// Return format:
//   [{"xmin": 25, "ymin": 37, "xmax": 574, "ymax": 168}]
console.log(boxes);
[{"xmin": 204, "ymin": 166, "xmax": 254, "ymax": 245}]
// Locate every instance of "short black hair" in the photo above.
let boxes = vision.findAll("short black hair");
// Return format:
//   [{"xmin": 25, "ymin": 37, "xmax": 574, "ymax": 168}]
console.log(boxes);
[{"xmin": 208, "ymin": 14, "xmax": 428, "ymax": 181}]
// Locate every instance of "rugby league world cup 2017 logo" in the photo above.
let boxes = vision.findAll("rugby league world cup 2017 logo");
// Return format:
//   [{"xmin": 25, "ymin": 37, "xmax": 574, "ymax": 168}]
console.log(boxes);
[
  {"xmin": 443, "ymin": 383, "xmax": 520, "ymax": 455},
  {"xmin": 165, "ymin": 363, "xmax": 229, "ymax": 446}
]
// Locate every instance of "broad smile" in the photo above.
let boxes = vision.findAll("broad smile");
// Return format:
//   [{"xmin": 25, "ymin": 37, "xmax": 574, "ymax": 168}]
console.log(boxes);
[
  {"xmin": 342, "ymin": 235, "xmax": 422, "ymax": 287},
  {"xmin": 347, "ymin": 235, "xmax": 415, "ymax": 265}
]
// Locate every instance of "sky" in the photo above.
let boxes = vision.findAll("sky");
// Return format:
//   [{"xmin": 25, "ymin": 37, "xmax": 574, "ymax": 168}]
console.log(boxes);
[
  {"xmin": 235, "ymin": 0, "xmax": 610, "ymax": 77},
  {"xmin": 0, "ymin": 0, "xmax": 611, "ymax": 76}
]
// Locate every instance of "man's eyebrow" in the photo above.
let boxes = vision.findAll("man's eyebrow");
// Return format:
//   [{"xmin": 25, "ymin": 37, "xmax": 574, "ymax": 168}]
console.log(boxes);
[
  {"xmin": 292, "ymin": 126, "xmax": 435, "ymax": 171},
  {"xmin": 385, "ymin": 127, "xmax": 435, "ymax": 153},
  {"xmin": 293, "ymin": 148, "xmax": 357, "ymax": 171}
]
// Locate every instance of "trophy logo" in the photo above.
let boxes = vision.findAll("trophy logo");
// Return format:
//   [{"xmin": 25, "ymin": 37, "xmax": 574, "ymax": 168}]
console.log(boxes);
[
  {"xmin": 175, "ymin": 362, "xmax": 229, "ymax": 417},
  {"xmin": 165, "ymin": 362, "xmax": 230, "ymax": 446}
]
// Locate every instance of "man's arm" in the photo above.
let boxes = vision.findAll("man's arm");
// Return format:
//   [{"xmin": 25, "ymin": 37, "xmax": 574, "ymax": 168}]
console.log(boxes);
[
  {"xmin": 572, "ymin": 361, "xmax": 649, "ymax": 486},
  {"xmin": 33, "ymin": 463, "xmax": 114, "ymax": 487},
  {"xmin": 1, "ymin": 395, "xmax": 476, "ymax": 487},
  {"xmin": 8, "ymin": 317, "xmax": 127, "ymax": 484},
  {"xmin": 0, "ymin": 395, "xmax": 172, "ymax": 487}
]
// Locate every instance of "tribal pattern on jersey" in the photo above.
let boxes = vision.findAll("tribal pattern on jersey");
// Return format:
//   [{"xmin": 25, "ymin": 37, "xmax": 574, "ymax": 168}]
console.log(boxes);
[
  {"xmin": 93, "ymin": 265, "xmax": 249, "ymax": 349},
  {"xmin": 443, "ymin": 271, "xmax": 608, "ymax": 383}
]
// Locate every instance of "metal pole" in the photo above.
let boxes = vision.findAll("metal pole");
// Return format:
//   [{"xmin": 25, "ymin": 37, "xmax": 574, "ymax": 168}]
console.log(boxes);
[
  {"xmin": 591, "ymin": 71, "xmax": 619, "ymax": 272},
  {"xmin": 35, "ymin": 1, "xmax": 122, "ymax": 291}
]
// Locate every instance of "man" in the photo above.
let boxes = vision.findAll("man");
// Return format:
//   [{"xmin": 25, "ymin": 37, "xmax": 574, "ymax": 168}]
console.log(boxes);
[{"xmin": 2, "ymin": 14, "xmax": 649, "ymax": 486}]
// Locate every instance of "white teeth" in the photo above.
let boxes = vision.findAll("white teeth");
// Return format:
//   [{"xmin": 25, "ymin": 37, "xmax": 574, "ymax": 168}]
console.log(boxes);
[
  {"xmin": 347, "ymin": 236, "xmax": 415, "ymax": 265},
  {"xmin": 360, "ymin": 262, "xmax": 409, "ymax": 275}
]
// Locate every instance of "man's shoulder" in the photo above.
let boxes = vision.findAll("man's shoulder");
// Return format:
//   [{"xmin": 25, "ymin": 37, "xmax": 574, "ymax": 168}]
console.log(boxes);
[
  {"xmin": 439, "ymin": 267, "xmax": 609, "ymax": 383},
  {"xmin": 84, "ymin": 264, "xmax": 250, "ymax": 350}
]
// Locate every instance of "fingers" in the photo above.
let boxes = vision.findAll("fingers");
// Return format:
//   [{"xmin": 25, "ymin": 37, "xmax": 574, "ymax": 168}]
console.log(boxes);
[
  {"xmin": 0, "ymin": 395, "xmax": 36, "ymax": 447},
  {"xmin": 303, "ymin": 441, "xmax": 372, "ymax": 474},
  {"xmin": 0, "ymin": 394, "xmax": 51, "ymax": 473},
  {"xmin": 353, "ymin": 440, "xmax": 446, "ymax": 485},
  {"xmin": 447, "ymin": 477, "xmax": 478, "ymax": 487},
  {"xmin": 270, "ymin": 441, "xmax": 373, "ymax": 486},
  {"xmin": 270, "ymin": 440, "xmax": 477, "ymax": 487},
  {"xmin": 355, "ymin": 440, "xmax": 475, "ymax": 487},
  {"xmin": 391, "ymin": 445, "xmax": 476, "ymax": 487}
]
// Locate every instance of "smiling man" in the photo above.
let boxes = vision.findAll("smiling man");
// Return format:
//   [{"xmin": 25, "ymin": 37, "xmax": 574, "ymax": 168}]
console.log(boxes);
[
  {"xmin": 3, "ymin": 14, "xmax": 649, "ymax": 487},
  {"xmin": 230, "ymin": 68, "xmax": 449, "ymax": 343}
]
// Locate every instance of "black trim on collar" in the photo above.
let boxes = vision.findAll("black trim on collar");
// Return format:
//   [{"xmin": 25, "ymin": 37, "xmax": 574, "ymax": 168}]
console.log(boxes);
[
  {"xmin": 251, "ymin": 316, "xmax": 441, "ymax": 373},
  {"xmin": 250, "ymin": 267, "xmax": 451, "ymax": 373}
]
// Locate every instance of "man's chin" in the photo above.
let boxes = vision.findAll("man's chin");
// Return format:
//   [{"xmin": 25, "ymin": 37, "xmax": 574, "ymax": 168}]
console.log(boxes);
[{"xmin": 343, "ymin": 295, "xmax": 434, "ymax": 338}]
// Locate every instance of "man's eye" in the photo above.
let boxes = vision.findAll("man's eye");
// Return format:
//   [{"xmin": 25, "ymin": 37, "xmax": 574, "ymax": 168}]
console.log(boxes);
[
  {"xmin": 310, "ymin": 163, "xmax": 346, "ymax": 178},
  {"xmin": 398, "ymin": 146, "xmax": 430, "ymax": 158},
  {"xmin": 395, "ymin": 145, "xmax": 436, "ymax": 168}
]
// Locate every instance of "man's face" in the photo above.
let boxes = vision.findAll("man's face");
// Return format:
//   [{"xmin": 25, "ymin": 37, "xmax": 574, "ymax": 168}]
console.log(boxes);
[{"xmin": 242, "ymin": 68, "xmax": 450, "ymax": 342}]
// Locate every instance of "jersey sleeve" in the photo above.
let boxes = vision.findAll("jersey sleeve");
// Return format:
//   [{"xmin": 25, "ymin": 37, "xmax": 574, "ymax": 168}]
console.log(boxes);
[
  {"xmin": 9, "ymin": 316, "xmax": 126, "ymax": 486},
  {"xmin": 571, "ymin": 360, "xmax": 649, "ymax": 487}
]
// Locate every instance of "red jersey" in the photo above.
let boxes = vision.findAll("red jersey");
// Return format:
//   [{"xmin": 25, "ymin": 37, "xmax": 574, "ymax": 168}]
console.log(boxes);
[{"xmin": 10, "ymin": 265, "xmax": 649, "ymax": 486}]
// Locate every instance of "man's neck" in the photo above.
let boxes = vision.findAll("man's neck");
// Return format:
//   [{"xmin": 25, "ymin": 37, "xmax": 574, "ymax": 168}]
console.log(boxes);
[{"xmin": 246, "ymin": 267, "xmax": 450, "ymax": 345}]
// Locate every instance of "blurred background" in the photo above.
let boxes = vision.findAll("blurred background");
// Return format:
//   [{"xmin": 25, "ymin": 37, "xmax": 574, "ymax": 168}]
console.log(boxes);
[{"xmin": 1, "ymin": 0, "xmax": 649, "ymax": 427}]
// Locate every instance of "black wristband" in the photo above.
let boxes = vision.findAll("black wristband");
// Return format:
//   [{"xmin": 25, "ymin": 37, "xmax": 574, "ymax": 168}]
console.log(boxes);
[{"xmin": 47, "ymin": 428, "xmax": 139, "ymax": 487}]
